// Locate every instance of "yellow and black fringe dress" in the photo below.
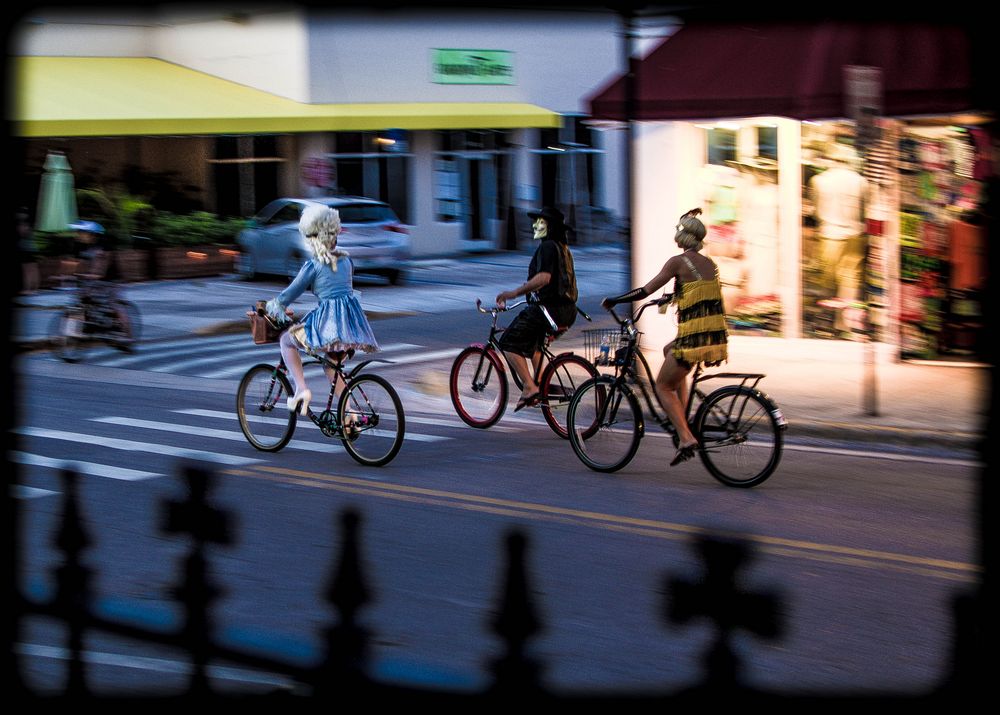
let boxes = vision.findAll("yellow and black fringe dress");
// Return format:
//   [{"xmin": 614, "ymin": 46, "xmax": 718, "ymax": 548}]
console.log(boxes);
[{"xmin": 672, "ymin": 264, "xmax": 729, "ymax": 367}]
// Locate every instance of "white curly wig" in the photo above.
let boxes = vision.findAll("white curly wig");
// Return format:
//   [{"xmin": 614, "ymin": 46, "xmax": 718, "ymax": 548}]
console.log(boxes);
[{"xmin": 299, "ymin": 204, "xmax": 347, "ymax": 268}]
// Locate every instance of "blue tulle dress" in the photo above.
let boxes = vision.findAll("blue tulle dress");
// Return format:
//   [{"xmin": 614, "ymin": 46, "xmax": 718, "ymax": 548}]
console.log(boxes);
[{"xmin": 265, "ymin": 255, "xmax": 380, "ymax": 353}]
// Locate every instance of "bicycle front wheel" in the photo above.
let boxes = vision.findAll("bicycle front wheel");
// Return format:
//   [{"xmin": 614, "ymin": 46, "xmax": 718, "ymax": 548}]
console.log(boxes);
[
  {"xmin": 540, "ymin": 353, "xmax": 599, "ymax": 439},
  {"xmin": 49, "ymin": 309, "xmax": 85, "ymax": 363},
  {"xmin": 450, "ymin": 346, "xmax": 508, "ymax": 428},
  {"xmin": 237, "ymin": 364, "xmax": 296, "ymax": 452},
  {"xmin": 694, "ymin": 385, "xmax": 783, "ymax": 487},
  {"xmin": 338, "ymin": 374, "xmax": 405, "ymax": 467},
  {"xmin": 567, "ymin": 377, "xmax": 643, "ymax": 473}
]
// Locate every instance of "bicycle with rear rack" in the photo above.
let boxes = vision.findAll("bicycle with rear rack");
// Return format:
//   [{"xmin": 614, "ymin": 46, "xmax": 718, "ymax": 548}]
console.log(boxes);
[
  {"xmin": 566, "ymin": 295, "xmax": 787, "ymax": 487},
  {"xmin": 449, "ymin": 296, "xmax": 597, "ymax": 438},
  {"xmin": 236, "ymin": 307, "xmax": 405, "ymax": 467}
]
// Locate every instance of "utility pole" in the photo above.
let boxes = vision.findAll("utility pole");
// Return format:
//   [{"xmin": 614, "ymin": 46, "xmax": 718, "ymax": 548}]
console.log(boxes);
[
  {"xmin": 622, "ymin": 6, "xmax": 637, "ymax": 287},
  {"xmin": 845, "ymin": 65, "xmax": 883, "ymax": 417}
]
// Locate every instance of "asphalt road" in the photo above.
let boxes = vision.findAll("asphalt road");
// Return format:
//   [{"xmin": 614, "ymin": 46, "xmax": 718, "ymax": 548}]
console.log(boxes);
[{"xmin": 12, "ymin": 315, "xmax": 979, "ymax": 697}]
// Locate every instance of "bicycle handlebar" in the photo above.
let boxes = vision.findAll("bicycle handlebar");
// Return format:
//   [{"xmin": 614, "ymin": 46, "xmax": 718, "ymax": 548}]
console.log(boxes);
[
  {"xmin": 604, "ymin": 293, "xmax": 674, "ymax": 328},
  {"xmin": 477, "ymin": 295, "xmax": 592, "ymax": 321}
]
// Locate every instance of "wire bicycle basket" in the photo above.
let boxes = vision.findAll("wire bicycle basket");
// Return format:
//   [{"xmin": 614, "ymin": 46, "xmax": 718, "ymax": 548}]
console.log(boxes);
[{"xmin": 583, "ymin": 327, "xmax": 630, "ymax": 367}]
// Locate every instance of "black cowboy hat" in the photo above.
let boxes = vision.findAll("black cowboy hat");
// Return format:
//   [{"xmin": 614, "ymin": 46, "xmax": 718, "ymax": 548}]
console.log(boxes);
[{"xmin": 527, "ymin": 206, "xmax": 573, "ymax": 231}]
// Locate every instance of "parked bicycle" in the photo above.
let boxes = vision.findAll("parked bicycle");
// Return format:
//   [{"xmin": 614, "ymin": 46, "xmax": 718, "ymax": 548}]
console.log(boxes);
[
  {"xmin": 49, "ymin": 277, "xmax": 141, "ymax": 362},
  {"xmin": 566, "ymin": 295, "xmax": 787, "ymax": 487},
  {"xmin": 237, "ymin": 309, "xmax": 405, "ymax": 467},
  {"xmin": 449, "ymin": 297, "xmax": 597, "ymax": 438}
]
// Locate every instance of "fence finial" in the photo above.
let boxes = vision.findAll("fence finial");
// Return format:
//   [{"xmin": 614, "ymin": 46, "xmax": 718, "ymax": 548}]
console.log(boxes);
[
  {"xmin": 316, "ymin": 508, "xmax": 372, "ymax": 696},
  {"xmin": 489, "ymin": 530, "xmax": 545, "ymax": 696},
  {"xmin": 667, "ymin": 534, "xmax": 782, "ymax": 693},
  {"xmin": 55, "ymin": 468, "xmax": 93, "ymax": 695},
  {"xmin": 163, "ymin": 463, "xmax": 232, "ymax": 695}
]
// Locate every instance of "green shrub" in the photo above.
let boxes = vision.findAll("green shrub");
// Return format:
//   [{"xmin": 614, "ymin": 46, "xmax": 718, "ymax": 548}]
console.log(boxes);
[
  {"xmin": 34, "ymin": 231, "xmax": 76, "ymax": 257},
  {"xmin": 149, "ymin": 211, "xmax": 248, "ymax": 246}
]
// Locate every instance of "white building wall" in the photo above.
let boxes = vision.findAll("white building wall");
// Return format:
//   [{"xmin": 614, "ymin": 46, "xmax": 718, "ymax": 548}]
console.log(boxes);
[
  {"xmin": 303, "ymin": 8, "xmax": 621, "ymax": 114},
  {"xmin": 151, "ymin": 10, "xmax": 311, "ymax": 103},
  {"xmin": 11, "ymin": 10, "xmax": 157, "ymax": 56},
  {"xmin": 632, "ymin": 121, "xmax": 706, "ymax": 371}
]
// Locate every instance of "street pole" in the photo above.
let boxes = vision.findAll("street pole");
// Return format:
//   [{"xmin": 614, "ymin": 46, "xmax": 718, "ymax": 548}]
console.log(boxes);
[
  {"xmin": 845, "ymin": 66, "xmax": 882, "ymax": 417},
  {"xmin": 622, "ymin": 7, "xmax": 636, "ymax": 286}
]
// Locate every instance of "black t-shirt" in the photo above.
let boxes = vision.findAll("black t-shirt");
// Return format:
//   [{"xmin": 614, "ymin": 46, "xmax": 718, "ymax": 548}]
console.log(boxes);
[{"xmin": 528, "ymin": 239, "xmax": 576, "ymax": 306}]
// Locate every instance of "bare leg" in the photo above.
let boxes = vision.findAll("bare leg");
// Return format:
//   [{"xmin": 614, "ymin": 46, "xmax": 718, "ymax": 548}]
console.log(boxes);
[
  {"xmin": 504, "ymin": 351, "xmax": 539, "ymax": 400},
  {"xmin": 654, "ymin": 342, "xmax": 697, "ymax": 448}
]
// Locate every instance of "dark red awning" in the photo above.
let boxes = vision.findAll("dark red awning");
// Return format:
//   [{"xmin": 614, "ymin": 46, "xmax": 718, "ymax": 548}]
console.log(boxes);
[{"xmin": 587, "ymin": 22, "xmax": 976, "ymax": 121}]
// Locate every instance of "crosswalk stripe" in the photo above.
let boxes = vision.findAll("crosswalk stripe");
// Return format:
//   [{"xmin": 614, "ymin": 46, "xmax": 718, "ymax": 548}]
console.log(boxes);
[
  {"xmin": 15, "ymin": 427, "xmax": 261, "ymax": 466},
  {"xmin": 374, "ymin": 348, "xmax": 461, "ymax": 367},
  {"xmin": 98, "ymin": 333, "xmax": 253, "ymax": 368},
  {"xmin": 11, "ymin": 485, "xmax": 58, "ymax": 500},
  {"xmin": 10, "ymin": 451, "xmax": 162, "ymax": 481},
  {"xmin": 92, "ymin": 415, "xmax": 447, "ymax": 445},
  {"xmin": 176, "ymin": 407, "xmax": 522, "ymax": 434},
  {"xmin": 201, "ymin": 342, "xmax": 423, "ymax": 378}
]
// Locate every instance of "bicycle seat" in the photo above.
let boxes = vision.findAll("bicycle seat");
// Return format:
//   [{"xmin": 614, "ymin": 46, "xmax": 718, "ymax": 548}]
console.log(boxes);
[{"xmin": 545, "ymin": 326, "xmax": 569, "ymax": 344}]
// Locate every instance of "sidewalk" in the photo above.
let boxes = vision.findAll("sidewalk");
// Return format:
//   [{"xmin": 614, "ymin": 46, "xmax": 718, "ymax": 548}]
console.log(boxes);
[{"xmin": 11, "ymin": 245, "xmax": 990, "ymax": 452}]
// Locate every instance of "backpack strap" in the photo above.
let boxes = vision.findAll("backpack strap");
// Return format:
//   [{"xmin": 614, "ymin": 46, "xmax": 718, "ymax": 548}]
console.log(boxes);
[{"xmin": 680, "ymin": 254, "xmax": 703, "ymax": 281}]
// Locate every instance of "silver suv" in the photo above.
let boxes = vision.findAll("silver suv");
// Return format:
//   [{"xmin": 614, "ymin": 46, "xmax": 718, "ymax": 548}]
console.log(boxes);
[{"xmin": 236, "ymin": 196, "xmax": 410, "ymax": 284}]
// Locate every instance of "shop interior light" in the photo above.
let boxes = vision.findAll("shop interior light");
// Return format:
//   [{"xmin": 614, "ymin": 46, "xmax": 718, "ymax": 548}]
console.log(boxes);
[{"xmin": 375, "ymin": 137, "xmax": 396, "ymax": 146}]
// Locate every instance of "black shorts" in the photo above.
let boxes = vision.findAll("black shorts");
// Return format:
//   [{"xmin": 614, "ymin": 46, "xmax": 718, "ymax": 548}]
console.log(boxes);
[{"xmin": 498, "ymin": 303, "xmax": 576, "ymax": 357}]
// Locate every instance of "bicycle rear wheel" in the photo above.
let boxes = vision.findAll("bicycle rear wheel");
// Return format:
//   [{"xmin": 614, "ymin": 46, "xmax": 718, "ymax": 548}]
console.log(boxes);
[
  {"xmin": 338, "ymin": 374, "xmax": 405, "ymax": 467},
  {"xmin": 539, "ymin": 353, "xmax": 599, "ymax": 439},
  {"xmin": 237, "ymin": 364, "xmax": 296, "ymax": 452},
  {"xmin": 567, "ymin": 377, "xmax": 643, "ymax": 473},
  {"xmin": 118, "ymin": 299, "xmax": 142, "ymax": 341},
  {"xmin": 450, "ymin": 346, "xmax": 508, "ymax": 428},
  {"xmin": 694, "ymin": 385, "xmax": 783, "ymax": 487},
  {"xmin": 49, "ymin": 309, "xmax": 85, "ymax": 363}
]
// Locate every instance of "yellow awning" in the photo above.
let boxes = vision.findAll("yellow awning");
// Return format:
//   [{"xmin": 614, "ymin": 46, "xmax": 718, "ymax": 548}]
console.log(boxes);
[{"xmin": 12, "ymin": 56, "xmax": 562, "ymax": 137}]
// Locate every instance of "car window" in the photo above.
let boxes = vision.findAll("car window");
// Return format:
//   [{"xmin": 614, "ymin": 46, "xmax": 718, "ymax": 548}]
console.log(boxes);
[
  {"xmin": 336, "ymin": 204, "xmax": 398, "ymax": 224},
  {"xmin": 265, "ymin": 203, "xmax": 303, "ymax": 226}
]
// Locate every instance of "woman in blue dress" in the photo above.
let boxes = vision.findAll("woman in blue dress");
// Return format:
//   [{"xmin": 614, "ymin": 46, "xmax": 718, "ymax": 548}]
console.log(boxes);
[{"xmin": 265, "ymin": 204, "xmax": 380, "ymax": 416}]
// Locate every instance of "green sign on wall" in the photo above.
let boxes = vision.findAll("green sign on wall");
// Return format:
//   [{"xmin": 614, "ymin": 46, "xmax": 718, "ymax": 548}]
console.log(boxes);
[{"xmin": 432, "ymin": 49, "xmax": 514, "ymax": 85}]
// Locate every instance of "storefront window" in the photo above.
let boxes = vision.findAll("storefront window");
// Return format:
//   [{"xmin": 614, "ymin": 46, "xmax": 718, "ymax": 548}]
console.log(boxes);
[
  {"xmin": 800, "ymin": 125, "xmax": 868, "ymax": 339},
  {"xmin": 896, "ymin": 122, "xmax": 987, "ymax": 360},
  {"xmin": 799, "ymin": 119, "xmax": 988, "ymax": 360},
  {"xmin": 433, "ymin": 130, "xmax": 511, "ymax": 233},
  {"xmin": 707, "ymin": 127, "xmax": 737, "ymax": 166},
  {"xmin": 326, "ymin": 131, "xmax": 412, "ymax": 223},
  {"xmin": 697, "ymin": 124, "xmax": 782, "ymax": 335}
]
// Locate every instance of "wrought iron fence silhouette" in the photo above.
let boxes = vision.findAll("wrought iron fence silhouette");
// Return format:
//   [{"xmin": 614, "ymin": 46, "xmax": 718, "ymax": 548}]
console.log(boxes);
[{"xmin": 7, "ymin": 461, "xmax": 985, "ymax": 701}]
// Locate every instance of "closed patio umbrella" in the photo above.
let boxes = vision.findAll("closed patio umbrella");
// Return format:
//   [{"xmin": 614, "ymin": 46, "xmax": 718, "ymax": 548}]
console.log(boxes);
[{"xmin": 35, "ymin": 151, "xmax": 78, "ymax": 233}]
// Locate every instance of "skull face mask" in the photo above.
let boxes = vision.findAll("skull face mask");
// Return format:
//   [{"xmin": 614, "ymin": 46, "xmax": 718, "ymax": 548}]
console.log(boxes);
[{"xmin": 532, "ymin": 218, "xmax": 548, "ymax": 240}]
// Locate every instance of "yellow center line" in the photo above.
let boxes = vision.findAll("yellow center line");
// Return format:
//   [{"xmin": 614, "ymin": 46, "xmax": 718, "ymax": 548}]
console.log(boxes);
[{"xmin": 225, "ymin": 465, "xmax": 979, "ymax": 579}]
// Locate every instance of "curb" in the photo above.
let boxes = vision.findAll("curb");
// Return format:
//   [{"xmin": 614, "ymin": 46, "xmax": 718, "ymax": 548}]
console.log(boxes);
[{"xmin": 788, "ymin": 420, "xmax": 981, "ymax": 451}]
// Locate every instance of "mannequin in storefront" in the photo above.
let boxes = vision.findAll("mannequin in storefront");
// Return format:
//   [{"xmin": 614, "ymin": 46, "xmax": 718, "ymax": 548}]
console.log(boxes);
[
  {"xmin": 738, "ymin": 159, "xmax": 780, "ymax": 297},
  {"xmin": 698, "ymin": 163, "xmax": 747, "ymax": 307},
  {"xmin": 809, "ymin": 144, "xmax": 868, "ymax": 331}
]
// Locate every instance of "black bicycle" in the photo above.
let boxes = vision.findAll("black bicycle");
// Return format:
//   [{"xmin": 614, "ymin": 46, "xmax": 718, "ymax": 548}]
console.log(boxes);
[
  {"xmin": 566, "ymin": 295, "xmax": 787, "ymax": 487},
  {"xmin": 49, "ymin": 278, "xmax": 141, "ymax": 362},
  {"xmin": 237, "ymin": 324, "xmax": 405, "ymax": 467},
  {"xmin": 449, "ymin": 297, "xmax": 597, "ymax": 438}
]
